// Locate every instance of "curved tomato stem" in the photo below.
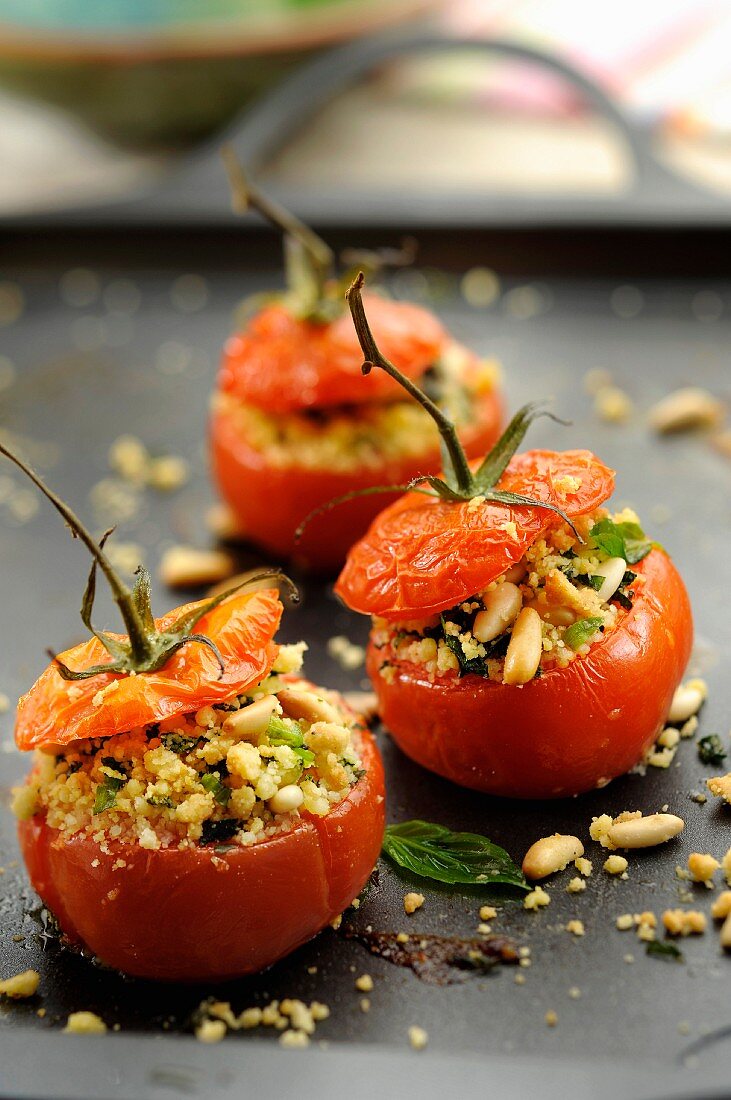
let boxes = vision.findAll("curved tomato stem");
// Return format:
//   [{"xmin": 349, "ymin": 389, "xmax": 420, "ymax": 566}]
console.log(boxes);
[
  {"xmin": 346, "ymin": 272, "xmax": 475, "ymax": 495},
  {"xmin": 222, "ymin": 146, "xmax": 334, "ymax": 316}
]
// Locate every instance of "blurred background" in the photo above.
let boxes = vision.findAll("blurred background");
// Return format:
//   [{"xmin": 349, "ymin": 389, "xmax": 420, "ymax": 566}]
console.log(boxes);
[{"xmin": 0, "ymin": 0, "xmax": 729, "ymax": 225}]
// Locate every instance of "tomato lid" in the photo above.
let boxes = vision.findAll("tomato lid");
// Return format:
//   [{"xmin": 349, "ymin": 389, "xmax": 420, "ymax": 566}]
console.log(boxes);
[
  {"xmin": 335, "ymin": 449, "xmax": 616, "ymax": 621},
  {"xmin": 16, "ymin": 588, "xmax": 282, "ymax": 751},
  {"xmin": 219, "ymin": 296, "xmax": 447, "ymax": 414}
]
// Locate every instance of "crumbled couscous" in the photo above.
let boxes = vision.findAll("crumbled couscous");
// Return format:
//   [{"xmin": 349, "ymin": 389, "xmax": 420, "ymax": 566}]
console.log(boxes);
[
  {"xmin": 687, "ymin": 853, "xmax": 720, "ymax": 887},
  {"xmin": 524, "ymin": 886, "xmax": 550, "ymax": 911},
  {"xmin": 0, "ymin": 969, "xmax": 40, "ymax": 999},
  {"xmin": 707, "ymin": 774, "xmax": 731, "ymax": 804},
  {"xmin": 11, "ymin": 646, "xmax": 366, "ymax": 852},
  {"xmin": 214, "ymin": 345, "xmax": 497, "ymax": 475},
  {"xmin": 403, "ymin": 892, "xmax": 425, "ymax": 915},
  {"xmin": 370, "ymin": 508, "xmax": 649, "ymax": 686},
  {"xmin": 545, "ymin": 1010, "xmax": 558, "ymax": 1028},
  {"xmin": 354, "ymin": 974, "xmax": 373, "ymax": 993},
  {"xmin": 711, "ymin": 891, "xmax": 731, "ymax": 920},
  {"xmin": 408, "ymin": 1025, "xmax": 429, "ymax": 1051},
  {"xmin": 566, "ymin": 920, "xmax": 585, "ymax": 937},
  {"xmin": 662, "ymin": 910, "xmax": 707, "ymax": 936},
  {"xmin": 479, "ymin": 905, "xmax": 497, "ymax": 921},
  {"xmin": 64, "ymin": 1011, "xmax": 107, "ymax": 1035},
  {"xmin": 603, "ymin": 855, "xmax": 628, "ymax": 876},
  {"xmin": 567, "ymin": 877, "xmax": 586, "ymax": 894},
  {"xmin": 575, "ymin": 857, "xmax": 593, "ymax": 877},
  {"xmin": 197, "ymin": 997, "xmax": 329, "ymax": 1045}
]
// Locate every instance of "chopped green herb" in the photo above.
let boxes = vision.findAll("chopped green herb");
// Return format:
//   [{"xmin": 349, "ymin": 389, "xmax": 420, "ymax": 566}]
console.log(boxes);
[
  {"xmin": 212, "ymin": 701, "xmax": 238, "ymax": 713},
  {"xmin": 382, "ymin": 820, "xmax": 527, "ymax": 891},
  {"xmin": 590, "ymin": 519, "xmax": 652, "ymax": 564},
  {"xmin": 147, "ymin": 794, "xmax": 174, "ymax": 809},
  {"xmin": 563, "ymin": 617, "xmax": 604, "ymax": 651},
  {"xmin": 162, "ymin": 733, "xmax": 198, "ymax": 754},
  {"xmin": 266, "ymin": 716, "xmax": 315, "ymax": 767},
  {"xmin": 200, "ymin": 772, "xmax": 232, "ymax": 806},
  {"xmin": 575, "ymin": 573, "xmax": 605, "ymax": 592},
  {"xmin": 646, "ymin": 940, "xmax": 683, "ymax": 962},
  {"xmin": 93, "ymin": 773, "xmax": 125, "ymax": 815},
  {"xmin": 697, "ymin": 735, "xmax": 727, "ymax": 767},
  {"xmin": 200, "ymin": 818, "xmax": 242, "ymax": 846}
]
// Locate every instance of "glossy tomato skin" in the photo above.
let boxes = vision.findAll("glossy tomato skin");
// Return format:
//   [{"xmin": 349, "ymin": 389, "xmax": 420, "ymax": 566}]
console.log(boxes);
[
  {"xmin": 210, "ymin": 386, "xmax": 503, "ymax": 573},
  {"xmin": 368, "ymin": 550, "xmax": 692, "ymax": 799},
  {"xmin": 18, "ymin": 726, "xmax": 385, "ymax": 982}
]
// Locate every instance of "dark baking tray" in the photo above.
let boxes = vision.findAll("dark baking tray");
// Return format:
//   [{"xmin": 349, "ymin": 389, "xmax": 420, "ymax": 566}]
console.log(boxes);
[{"xmin": 1, "ymin": 240, "xmax": 730, "ymax": 1100}]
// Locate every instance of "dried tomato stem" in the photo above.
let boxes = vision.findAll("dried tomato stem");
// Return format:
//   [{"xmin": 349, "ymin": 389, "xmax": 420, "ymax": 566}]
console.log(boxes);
[
  {"xmin": 346, "ymin": 273, "xmax": 474, "ymax": 494},
  {"xmin": 0, "ymin": 442, "xmax": 154, "ymax": 663},
  {"xmin": 222, "ymin": 145, "xmax": 333, "ymax": 298}
]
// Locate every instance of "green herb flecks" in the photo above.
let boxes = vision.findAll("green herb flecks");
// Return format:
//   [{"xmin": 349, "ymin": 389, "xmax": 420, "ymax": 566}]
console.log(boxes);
[
  {"xmin": 200, "ymin": 772, "xmax": 232, "ymax": 806},
  {"xmin": 563, "ymin": 617, "xmax": 605, "ymax": 651},
  {"xmin": 147, "ymin": 794, "xmax": 174, "ymax": 809},
  {"xmin": 590, "ymin": 518, "xmax": 652, "ymax": 565},
  {"xmin": 382, "ymin": 820, "xmax": 528, "ymax": 891},
  {"xmin": 93, "ymin": 772, "xmax": 126, "ymax": 815},
  {"xmin": 697, "ymin": 735, "xmax": 727, "ymax": 767},
  {"xmin": 575, "ymin": 573, "xmax": 605, "ymax": 592},
  {"xmin": 0, "ymin": 439, "xmax": 298, "ymax": 683},
  {"xmin": 162, "ymin": 733, "xmax": 198, "ymax": 755},
  {"xmin": 266, "ymin": 715, "xmax": 315, "ymax": 767},
  {"xmin": 200, "ymin": 818, "xmax": 242, "ymax": 846},
  {"xmin": 295, "ymin": 274, "xmax": 580, "ymax": 541},
  {"xmin": 646, "ymin": 940, "xmax": 684, "ymax": 962}
]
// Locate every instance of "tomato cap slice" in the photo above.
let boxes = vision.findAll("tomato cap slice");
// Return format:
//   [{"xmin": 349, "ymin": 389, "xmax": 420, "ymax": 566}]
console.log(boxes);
[
  {"xmin": 219, "ymin": 296, "xmax": 447, "ymax": 413},
  {"xmin": 15, "ymin": 588, "xmax": 282, "ymax": 751},
  {"xmin": 336, "ymin": 449, "xmax": 616, "ymax": 620}
]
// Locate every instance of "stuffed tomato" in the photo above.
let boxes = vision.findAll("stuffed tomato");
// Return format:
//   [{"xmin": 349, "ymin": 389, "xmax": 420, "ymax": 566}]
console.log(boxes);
[
  {"xmin": 333, "ymin": 275, "xmax": 693, "ymax": 799},
  {"xmin": 209, "ymin": 157, "xmax": 502, "ymax": 572},
  {"xmin": 4, "ymin": 443, "xmax": 384, "ymax": 982}
]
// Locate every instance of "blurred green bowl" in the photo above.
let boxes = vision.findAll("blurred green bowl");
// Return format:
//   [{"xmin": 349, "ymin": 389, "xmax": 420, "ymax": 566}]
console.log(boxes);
[{"xmin": 0, "ymin": 0, "xmax": 433, "ymax": 147}]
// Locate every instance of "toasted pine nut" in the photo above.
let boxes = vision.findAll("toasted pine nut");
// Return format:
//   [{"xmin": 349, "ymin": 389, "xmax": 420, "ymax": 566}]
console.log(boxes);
[
  {"xmin": 648, "ymin": 387, "xmax": 724, "ymax": 435},
  {"xmin": 522, "ymin": 834, "xmax": 584, "ymax": 881},
  {"xmin": 606, "ymin": 813, "xmax": 684, "ymax": 850},
  {"xmin": 721, "ymin": 913, "xmax": 731, "ymax": 951},
  {"xmin": 269, "ymin": 784, "xmax": 304, "ymax": 814},
  {"xmin": 473, "ymin": 583, "xmax": 522, "ymax": 643},
  {"xmin": 222, "ymin": 695, "xmax": 280, "ymax": 741},
  {"xmin": 278, "ymin": 687, "xmax": 340, "ymax": 724},
  {"xmin": 593, "ymin": 557, "xmax": 627, "ymax": 603},
  {"xmin": 503, "ymin": 607, "xmax": 542, "ymax": 685},
  {"xmin": 668, "ymin": 680, "xmax": 706, "ymax": 724},
  {"xmin": 537, "ymin": 605, "xmax": 576, "ymax": 628},
  {"xmin": 160, "ymin": 546, "xmax": 234, "ymax": 589},
  {"xmin": 503, "ymin": 562, "xmax": 527, "ymax": 584}
]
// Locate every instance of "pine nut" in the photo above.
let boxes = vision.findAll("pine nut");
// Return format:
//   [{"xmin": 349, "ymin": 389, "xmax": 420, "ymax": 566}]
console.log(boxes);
[
  {"xmin": 648, "ymin": 387, "xmax": 724, "ymax": 434},
  {"xmin": 503, "ymin": 607, "xmax": 542, "ymax": 685},
  {"xmin": 473, "ymin": 583, "xmax": 522, "ymax": 643},
  {"xmin": 721, "ymin": 913, "xmax": 731, "ymax": 951},
  {"xmin": 593, "ymin": 557, "xmax": 627, "ymax": 602},
  {"xmin": 503, "ymin": 562, "xmax": 527, "ymax": 584},
  {"xmin": 269, "ymin": 784, "xmax": 304, "ymax": 814},
  {"xmin": 522, "ymin": 834, "xmax": 585, "ymax": 881},
  {"xmin": 606, "ymin": 813, "xmax": 684, "ymax": 850},
  {"xmin": 668, "ymin": 680, "xmax": 706, "ymax": 724},
  {"xmin": 160, "ymin": 546, "xmax": 235, "ymax": 589},
  {"xmin": 222, "ymin": 695, "xmax": 280, "ymax": 740},
  {"xmin": 278, "ymin": 688, "xmax": 340, "ymax": 724}
]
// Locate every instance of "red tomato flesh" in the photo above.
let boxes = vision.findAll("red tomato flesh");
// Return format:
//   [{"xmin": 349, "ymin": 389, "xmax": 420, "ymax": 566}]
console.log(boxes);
[
  {"xmin": 367, "ymin": 550, "xmax": 692, "ymax": 799},
  {"xmin": 18, "ymin": 721, "xmax": 385, "ymax": 982}
]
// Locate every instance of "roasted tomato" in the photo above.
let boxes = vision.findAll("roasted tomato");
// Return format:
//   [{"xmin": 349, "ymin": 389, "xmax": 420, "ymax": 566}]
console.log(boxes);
[
  {"xmin": 334, "ymin": 276, "xmax": 693, "ymax": 799},
  {"xmin": 5, "ymin": 443, "xmax": 385, "ymax": 981},
  {"xmin": 209, "ymin": 159, "xmax": 503, "ymax": 572}
]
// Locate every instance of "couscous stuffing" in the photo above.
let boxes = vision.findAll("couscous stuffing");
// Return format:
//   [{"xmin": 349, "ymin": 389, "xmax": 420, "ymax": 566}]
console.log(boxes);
[
  {"xmin": 12, "ymin": 645, "xmax": 366, "ymax": 851},
  {"xmin": 370, "ymin": 508, "xmax": 651, "ymax": 686},
  {"xmin": 0, "ymin": 969, "xmax": 40, "ymax": 999}
]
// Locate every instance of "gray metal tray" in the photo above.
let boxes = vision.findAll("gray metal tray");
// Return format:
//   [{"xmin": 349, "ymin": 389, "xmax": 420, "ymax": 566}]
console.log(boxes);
[{"xmin": 1, "ymin": 249, "xmax": 730, "ymax": 1099}]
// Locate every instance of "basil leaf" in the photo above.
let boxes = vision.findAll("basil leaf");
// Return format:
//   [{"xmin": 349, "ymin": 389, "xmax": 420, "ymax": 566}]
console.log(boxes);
[
  {"xmin": 92, "ymin": 773, "xmax": 124, "ymax": 815},
  {"xmin": 563, "ymin": 617, "xmax": 604, "ymax": 651},
  {"xmin": 200, "ymin": 772, "xmax": 231, "ymax": 806},
  {"xmin": 590, "ymin": 519, "xmax": 652, "ymax": 565},
  {"xmin": 575, "ymin": 573, "xmax": 604, "ymax": 592},
  {"xmin": 646, "ymin": 940, "xmax": 683, "ymax": 962},
  {"xmin": 267, "ymin": 716, "xmax": 315, "ymax": 767},
  {"xmin": 147, "ymin": 794, "xmax": 174, "ymax": 808},
  {"xmin": 697, "ymin": 735, "xmax": 727, "ymax": 767},
  {"xmin": 382, "ymin": 820, "xmax": 527, "ymax": 891},
  {"xmin": 199, "ymin": 818, "xmax": 241, "ymax": 846}
]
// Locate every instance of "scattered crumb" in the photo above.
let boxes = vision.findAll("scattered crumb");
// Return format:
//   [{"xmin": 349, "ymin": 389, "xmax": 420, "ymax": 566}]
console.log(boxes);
[
  {"xmin": 604, "ymin": 855, "xmax": 629, "ymax": 876},
  {"xmin": 681, "ymin": 716, "xmax": 699, "ymax": 739},
  {"xmin": 662, "ymin": 909, "xmax": 707, "ymax": 936},
  {"xmin": 355, "ymin": 974, "xmax": 374, "ymax": 993},
  {"xmin": 479, "ymin": 905, "xmax": 497, "ymax": 921},
  {"xmin": 0, "ymin": 692, "xmax": 9, "ymax": 714},
  {"xmin": 687, "ymin": 853, "xmax": 720, "ymax": 887},
  {"xmin": 196, "ymin": 1019, "xmax": 226, "ymax": 1044},
  {"xmin": 568, "ymin": 987, "xmax": 581, "ymax": 1000},
  {"xmin": 566, "ymin": 920, "xmax": 585, "ymax": 937},
  {"xmin": 624, "ymin": 954, "xmax": 635, "ymax": 964},
  {"xmin": 707, "ymin": 774, "xmax": 731, "ymax": 804},
  {"xmin": 64, "ymin": 1011, "xmax": 107, "ymax": 1035},
  {"xmin": 514, "ymin": 973, "xmax": 526, "ymax": 985},
  {"xmin": 404, "ymin": 892, "xmax": 425, "ymax": 915},
  {"xmin": 0, "ymin": 969, "xmax": 39, "ymax": 999},
  {"xmin": 567, "ymin": 877, "xmax": 586, "ymax": 894},
  {"xmin": 711, "ymin": 892, "xmax": 731, "ymax": 920},
  {"xmin": 574, "ymin": 857, "xmax": 593, "ymax": 877},
  {"xmin": 477, "ymin": 923, "xmax": 492, "ymax": 935},
  {"xmin": 616, "ymin": 914, "xmax": 634, "ymax": 931},
  {"xmin": 395, "ymin": 932, "xmax": 410, "ymax": 944},
  {"xmin": 524, "ymin": 886, "xmax": 550, "ymax": 910},
  {"xmin": 544, "ymin": 1010, "xmax": 558, "ymax": 1028},
  {"xmin": 279, "ymin": 1029, "xmax": 310, "ymax": 1049},
  {"xmin": 678, "ymin": 1021, "xmax": 691, "ymax": 1036},
  {"xmin": 408, "ymin": 1025, "xmax": 428, "ymax": 1051},
  {"xmin": 594, "ymin": 385, "xmax": 633, "ymax": 424},
  {"xmin": 360, "ymin": 998, "xmax": 370, "ymax": 1013},
  {"xmin": 330, "ymin": 914, "xmax": 343, "ymax": 931}
]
